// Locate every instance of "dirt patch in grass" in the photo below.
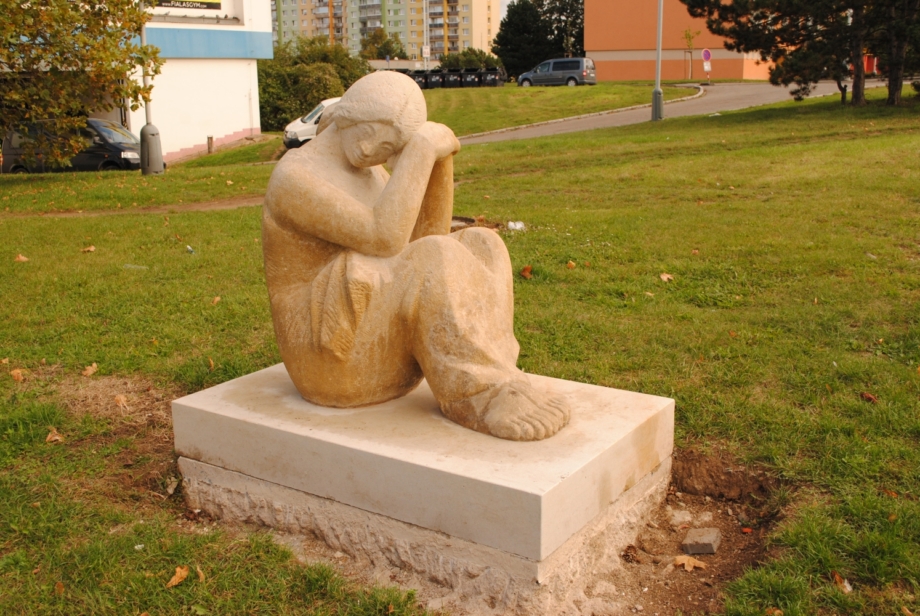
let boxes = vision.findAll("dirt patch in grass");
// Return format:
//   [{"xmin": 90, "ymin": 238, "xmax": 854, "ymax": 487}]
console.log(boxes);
[
  {"xmin": 56, "ymin": 374, "xmax": 185, "ymax": 502},
  {"xmin": 602, "ymin": 448, "xmax": 785, "ymax": 616},
  {"xmin": 672, "ymin": 447, "xmax": 781, "ymax": 502}
]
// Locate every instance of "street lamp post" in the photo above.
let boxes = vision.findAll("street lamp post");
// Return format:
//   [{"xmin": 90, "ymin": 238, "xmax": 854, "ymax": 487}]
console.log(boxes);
[
  {"xmin": 651, "ymin": 0, "xmax": 664, "ymax": 121},
  {"xmin": 139, "ymin": 3, "xmax": 164, "ymax": 175}
]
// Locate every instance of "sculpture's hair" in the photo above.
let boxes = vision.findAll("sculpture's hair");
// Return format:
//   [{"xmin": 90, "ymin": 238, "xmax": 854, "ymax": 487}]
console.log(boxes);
[{"xmin": 332, "ymin": 71, "xmax": 426, "ymax": 144}]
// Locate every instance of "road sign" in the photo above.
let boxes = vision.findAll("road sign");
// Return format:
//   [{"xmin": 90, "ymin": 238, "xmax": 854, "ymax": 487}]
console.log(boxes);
[
  {"xmin": 703, "ymin": 61, "xmax": 712, "ymax": 73},
  {"xmin": 422, "ymin": 45, "xmax": 430, "ymax": 59},
  {"xmin": 701, "ymin": 48, "xmax": 712, "ymax": 62}
]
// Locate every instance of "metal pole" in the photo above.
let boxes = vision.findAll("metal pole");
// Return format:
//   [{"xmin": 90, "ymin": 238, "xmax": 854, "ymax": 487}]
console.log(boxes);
[
  {"xmin": 423, "ymin": 0, "xmax": 429, "ymax": 70},
  {"xmin": 139, "ymin": 3, "xmax": 164, "ymax": 175},
  {"xmin": 651, "ymin": 0, "xmax": 664, "ymax": 121}
]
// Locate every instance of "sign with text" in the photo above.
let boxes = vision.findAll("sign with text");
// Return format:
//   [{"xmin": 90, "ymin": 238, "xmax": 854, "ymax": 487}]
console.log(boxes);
[
  {"xmin": 703, "ymin": 61, "xmax": 712, "ymax": 73},
  {"xmin": 422, "ymin": 45, "xmax": 431, "ymax": 59},
  {"xmin": 156, "ymin": 0, "xmax": 222, "ymax": 9}
]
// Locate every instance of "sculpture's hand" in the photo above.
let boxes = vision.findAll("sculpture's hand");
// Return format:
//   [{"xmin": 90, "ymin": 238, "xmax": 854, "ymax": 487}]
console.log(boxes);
[{"xmin": 413, "ymin": 122, "xmax": 461, "ymax": 161}]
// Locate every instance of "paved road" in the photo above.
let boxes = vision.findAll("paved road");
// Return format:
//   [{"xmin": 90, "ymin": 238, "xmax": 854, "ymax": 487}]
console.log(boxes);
[{"xmin": 459, "ymin": 81, "xmax": 880, "ymax": 146}]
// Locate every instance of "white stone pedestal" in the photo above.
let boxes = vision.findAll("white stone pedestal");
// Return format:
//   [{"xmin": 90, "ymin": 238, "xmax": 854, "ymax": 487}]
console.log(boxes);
[{"xmin": 173, "ymin": 364, "xmax": 674, "ymax": 614}]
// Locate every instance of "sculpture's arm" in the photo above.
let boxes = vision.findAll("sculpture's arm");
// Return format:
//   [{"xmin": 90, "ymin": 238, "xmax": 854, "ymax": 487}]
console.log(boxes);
[
  {"xmin": 266, "ymin": 137, "xmax": 439, "ymax": 258},
  {"xmin": 409, "ymin": 156, "xmax": 454, "ymax": 242}
]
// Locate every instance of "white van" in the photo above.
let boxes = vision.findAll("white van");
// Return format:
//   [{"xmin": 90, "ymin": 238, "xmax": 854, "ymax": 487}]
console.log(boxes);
[{"xmin": 282, "ymin": 97, "xmax": 342, "ymax": 149}]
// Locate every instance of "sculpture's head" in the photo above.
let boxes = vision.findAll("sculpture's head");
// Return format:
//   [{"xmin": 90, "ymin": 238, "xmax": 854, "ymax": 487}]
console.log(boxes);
[{"xmin": 332, "ymin": 71, "xmax": 427, "ymax": 168}]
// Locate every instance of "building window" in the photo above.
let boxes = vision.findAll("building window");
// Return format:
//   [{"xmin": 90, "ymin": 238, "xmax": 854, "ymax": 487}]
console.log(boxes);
[
  {"xmin": 463, "ymin": 40, "xmax": 470, "ymax": 47},
  {"xmin": 462, "ymin": 16, "xmax": 468, "ymax": 22},
  {"xmin": 462, "ymin": 28, "xmax": 468, "ymax": 35},
  {"xmin": 462, "ymin": 4, "xmax": 468, "ymax": 10}
]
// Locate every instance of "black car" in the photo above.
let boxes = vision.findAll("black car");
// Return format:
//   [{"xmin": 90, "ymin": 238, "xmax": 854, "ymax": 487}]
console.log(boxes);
[{"xmin": 1, "ymin": 118, "xmax": 142, "ymax": 173}]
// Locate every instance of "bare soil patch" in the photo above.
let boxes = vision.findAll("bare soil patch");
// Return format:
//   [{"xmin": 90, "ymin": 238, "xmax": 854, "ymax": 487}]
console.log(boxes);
[
  {"xmin": 55, "ymin": 374, "xmax": 185, "ymax": 503},
  {"xmin": 601, "ymin": 448, "xmax": 785, "ymax": 616}
]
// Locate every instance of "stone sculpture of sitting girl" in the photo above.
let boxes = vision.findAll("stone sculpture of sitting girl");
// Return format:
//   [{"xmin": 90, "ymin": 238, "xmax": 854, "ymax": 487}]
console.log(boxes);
[{"xmin": 262, "ymin": 71, "xmax": 569, "ymax": 441}]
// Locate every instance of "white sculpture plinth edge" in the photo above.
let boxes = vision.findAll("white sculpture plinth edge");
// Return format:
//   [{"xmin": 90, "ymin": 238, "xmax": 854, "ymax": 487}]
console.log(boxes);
[{"xmin": 173, "ymin": 364, "xmax": 674, "ymax": 613}]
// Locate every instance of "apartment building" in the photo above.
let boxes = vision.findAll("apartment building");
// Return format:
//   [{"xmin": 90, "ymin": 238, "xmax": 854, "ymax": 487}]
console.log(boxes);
[
  {"xmin": 585, "ymin": 0, "xmax": 770, "ymax": 81},
  {"xmin": 272, "ymin": 0, "xmax": 495, "ymax": 60},
  {"xmin": 273, "ymin": 0, "xmax": 348, "ymax": 46}
]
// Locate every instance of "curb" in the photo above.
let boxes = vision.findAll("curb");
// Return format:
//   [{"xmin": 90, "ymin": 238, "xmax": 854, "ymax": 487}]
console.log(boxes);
[{"xmin": 458, "ymin": 85, "xmax": 706, "ymax": 142}]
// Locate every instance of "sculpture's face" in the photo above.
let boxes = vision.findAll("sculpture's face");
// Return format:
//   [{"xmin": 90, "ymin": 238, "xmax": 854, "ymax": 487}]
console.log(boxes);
[{"xmin": 340, "ymin": 121, "xmax": 402, "ymax": 168}]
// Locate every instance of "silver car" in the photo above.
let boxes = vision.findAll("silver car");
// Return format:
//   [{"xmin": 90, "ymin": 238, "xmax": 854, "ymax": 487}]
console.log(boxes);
[{"xmin": 518, "ymin": 58, "xmax": 597, "ymax": 87}]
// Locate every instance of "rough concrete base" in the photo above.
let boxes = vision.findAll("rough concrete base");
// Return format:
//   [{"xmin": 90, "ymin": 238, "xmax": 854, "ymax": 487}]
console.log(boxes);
[{"xmin": 180, "ymin": 456, "xmax": 671, "ymax": 615}]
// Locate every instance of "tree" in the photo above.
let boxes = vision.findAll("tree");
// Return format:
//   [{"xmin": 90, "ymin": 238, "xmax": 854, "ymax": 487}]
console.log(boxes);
[
  {"xmin": 438, "ymin": 48, "xmax": 504, "ymax": 70},
  {"xmin": 491, "ymin": 0, "xmax": 561, "ymax": 78},
  {"xmin": 291, "ymin": 36, "xmax": 371, "ymax": 89},
  {"xmin": 360, "ymin": 29, "xmax": 408, "ymax": 60},
  {"xmin": 537, "ymin": 0, "xmax": 585, "ymax": 58},
  {"xmin": 257, "ymin": 39, "xmax": 357, "ymax": 131},
  {"xmin": 0, "ymin": 0, "xmax": 162, "ymax": 165},
  {"xmin": 679, "ymin": 0, "xmax": 920, "ymax": 106},
  {"xmin": 869, "ymin": 0, "xmax": 920, "ymax": 105}
]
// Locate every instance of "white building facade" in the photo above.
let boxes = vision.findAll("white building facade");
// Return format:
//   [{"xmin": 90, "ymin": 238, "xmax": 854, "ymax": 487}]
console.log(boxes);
[{"xmin": 126, "ymin": 0, "xmax": 273, "ymax": 163}]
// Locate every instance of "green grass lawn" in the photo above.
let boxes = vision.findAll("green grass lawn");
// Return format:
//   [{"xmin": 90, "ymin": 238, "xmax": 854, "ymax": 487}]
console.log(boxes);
[
  {"xmin": 179, "ymin": 135, "xmax": 284, "ymax": 169},
  {"xmin": 425, "ymin": 81, "xmax": 691, "ymax": 136},
  {"xmin": 0, "ymin": 83, "xmax": 689, "ymax": 215},
  {"xmin": 2, "ymin": 88, "xmax": 920, "ymax": 614}
]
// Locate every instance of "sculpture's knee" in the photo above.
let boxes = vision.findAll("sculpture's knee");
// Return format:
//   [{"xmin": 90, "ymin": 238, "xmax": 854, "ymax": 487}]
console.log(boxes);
[{"xmin": 452, "ymin": 227, "xmax": 511, "ymax": 275}]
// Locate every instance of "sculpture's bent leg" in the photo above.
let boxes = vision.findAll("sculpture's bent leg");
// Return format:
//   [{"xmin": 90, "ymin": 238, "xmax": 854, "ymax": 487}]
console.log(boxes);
[{"xmin": 400, "ymin": 229, "xmax": 570, "ymax": 441}]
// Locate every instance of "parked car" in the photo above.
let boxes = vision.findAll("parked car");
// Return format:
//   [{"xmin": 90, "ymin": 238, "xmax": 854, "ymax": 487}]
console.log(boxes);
[
  {"xmin": 1, "ymin": 118, "xmax": 141, "ymax": 173},
  {"xmin": 283, "ymin": 97, "xmax": 342, "ymax": 149},
  {"xmin": 517, "ymin": 58, "xmax": 597, "ymax": 87}
]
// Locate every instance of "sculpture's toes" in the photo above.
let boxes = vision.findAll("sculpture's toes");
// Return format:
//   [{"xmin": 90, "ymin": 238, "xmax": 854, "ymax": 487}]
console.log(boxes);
[{"xmin": 483, "ymin": 383, "xmax": 569, "ymax": 441}]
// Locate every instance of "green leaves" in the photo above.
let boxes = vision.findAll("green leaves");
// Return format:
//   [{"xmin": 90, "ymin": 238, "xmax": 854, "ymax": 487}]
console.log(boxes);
[{"xmin": 0, "ymin": 0, "xmax": 162, "ymax": 166}]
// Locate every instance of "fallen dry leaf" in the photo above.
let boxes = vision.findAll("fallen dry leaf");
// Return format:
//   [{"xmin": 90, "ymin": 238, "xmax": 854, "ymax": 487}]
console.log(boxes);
[
  {"xmin": 483, "ymin": 195, "xmax": 490, "ymax": 199},
  {"xmin": 691, "ymin": 249, "xmax": 699, "ymax": 255},
  {"xmin": 729, "ymin": 331, "xmax": 738, "ymax": 338},
  {"xmin": 832, "ymin": 571, "xmax": 853, "ymax": 594},
  {"xmin": 196, "ymin": 565, "xmax": 206, "ymax": 582},
  {"xmin": 902, "ymin": 607, "xmax": 914, "ymax": 616},
  {"xmin": 584, "ymin": 261, "xmax": 591, "ymax": 267},
  {"xmin": 211, "ymin": 296, "xmax": 221, "ymax": 306},
  {"xmin": 11, "ymin": 369, "xmax": 24, "ymax": 382},
  {"xmin": 519, "ymin": 265, "xmax": 533, "ymax": 280},
  {"xmin": 226, "ymin": 180, "xmax": 233, "ymax": 186},
  {"xmin": 742, "ymin": 527, "xmax": 753, "ymax": 534},
  {"xmin": 32, "ymin": 566, "xmax": 41, "ymax": 575},
  {"xmin": 81, "ymin": 362, "xmax": 98, "ymax": 377},
  {"xmin": 1, "ymin": 357, "xmax": 8, "ymax": 364},
  {"xmin": 45, "ymin": 427, "xmax": 64, "ymax": 444},
  {"xmin": 660, "ymin": 273, "xmax": 674, "ymax": 282},
  {"xmin": 882, "ymin": 489, "xmax": 898, "ymax": 498},
  {"xmin": 566, "ymin": 261, "xmax": 576, "ymax": 269},
  {"xmin": 644, "ymin": 292, "xmax": 655, "ymax": 297},
  {"xmin": 889, "ymin": 513, "xmax": 898, "ymax": 522},
  {"xmin": 81, "ymin": 245, "xmax": 96, "ymax": 253},
  {"xmin": 765, "ymin": 609, "xmax": 784, "ymax": 616},
  {"xmin": 208, "ymin": 357, "xmax": 215, "ymax": 372},
  {"xmin": 54, "ymin": 581, "xmax": 64, "ymax": 596},
  {"xmin": 674, "ymin": 554, "xmax": 707, "ymax": 571},
  {"xmin": 166, "ymin": 565, "xmax": 190, "ymax": 589},
  {"xmin": 14, "ymin": 254, "xmax": 29, "ymax": 262},
  {"xmin": 860, "ymin": 392, "xmax": 878, "ymax": 404},
  {"xmin": 114, "ymin": 394, "xmax": 129, "ymax": 410}
]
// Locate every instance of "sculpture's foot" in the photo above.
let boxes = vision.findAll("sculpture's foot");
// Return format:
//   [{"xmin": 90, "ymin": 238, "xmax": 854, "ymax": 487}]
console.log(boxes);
[{"xmin": 442, "ymin": 380, "xmax": 570, "ymax": 441}]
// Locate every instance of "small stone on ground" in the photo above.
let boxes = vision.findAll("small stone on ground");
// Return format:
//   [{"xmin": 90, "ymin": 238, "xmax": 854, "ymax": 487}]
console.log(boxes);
[{"xmin": 682, "ymin": 527, "xmax": 722, "ymax": 555}]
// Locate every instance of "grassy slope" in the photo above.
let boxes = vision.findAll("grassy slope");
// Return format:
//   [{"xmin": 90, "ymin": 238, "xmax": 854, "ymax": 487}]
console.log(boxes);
[
  {"xmin": 0, "ymin": 83, "xmax": 691, "ymax": 216},
  {"xmin": 1, "ymin": 89, "xmax": 919, "ymax": 614},
  {"xmin": 425, "ymin": 82, "xmax": 690, "ymax": 136}
]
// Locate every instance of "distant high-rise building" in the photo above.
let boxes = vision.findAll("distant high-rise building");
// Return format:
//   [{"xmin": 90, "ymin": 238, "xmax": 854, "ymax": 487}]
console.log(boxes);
[
  {"xmin": 273, "ymin": 0, "xmax": 348, "ymax": 47},
  {"xmin": 273, "ymin": 0, "xmax": 495, "ymax": 61}
]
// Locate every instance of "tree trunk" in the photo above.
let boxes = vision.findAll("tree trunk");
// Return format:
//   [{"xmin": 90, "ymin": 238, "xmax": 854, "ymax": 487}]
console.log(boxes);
[
  {"xmin": 886, "ymin": 0, "xmax": 920, "ymax": 105},
  {"xmin": 850, "ymin": 6, "xmax": 867, "ymax": 106},
  {"xmin": 887, "ymin": 37, "xmax": 907, "ymax": 105}
]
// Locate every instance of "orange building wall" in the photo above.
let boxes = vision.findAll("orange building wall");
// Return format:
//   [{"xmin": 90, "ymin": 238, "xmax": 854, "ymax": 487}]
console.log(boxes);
[{"xmin": 585, "ymin": 0, "xmax": 770, "ymax": 81}]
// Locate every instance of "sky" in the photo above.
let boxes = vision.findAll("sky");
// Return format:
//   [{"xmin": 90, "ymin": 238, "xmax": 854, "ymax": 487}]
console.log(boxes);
[{"xmin": 500, "ymin": 0, "xmax": 509, "ymax": 20}]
